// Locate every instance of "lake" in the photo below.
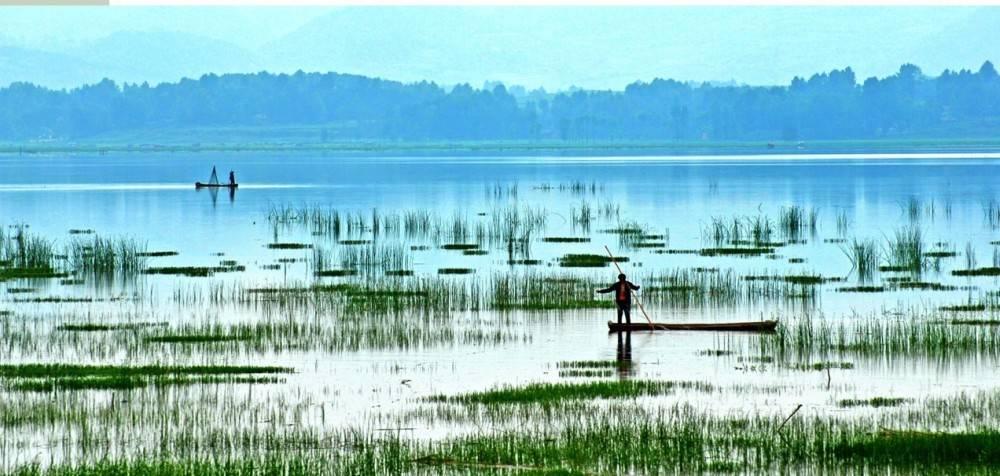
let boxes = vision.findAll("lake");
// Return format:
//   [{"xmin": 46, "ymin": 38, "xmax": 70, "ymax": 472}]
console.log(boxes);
[{"xmin": 3, "ymin": 152, "xmax": 1000, "ymax": 472}]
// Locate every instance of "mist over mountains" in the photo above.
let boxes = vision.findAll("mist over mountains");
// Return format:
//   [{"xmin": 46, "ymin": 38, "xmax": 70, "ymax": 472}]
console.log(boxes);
[{"xmin": 0, "ymin": 7, "xmax": 998, "ymax": 91}]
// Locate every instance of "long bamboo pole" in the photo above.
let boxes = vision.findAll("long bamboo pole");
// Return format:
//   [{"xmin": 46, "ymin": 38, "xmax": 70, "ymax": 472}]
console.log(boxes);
[{"xmin": 604, "ymin": 245, "xmax": 654, "ymax": 329}]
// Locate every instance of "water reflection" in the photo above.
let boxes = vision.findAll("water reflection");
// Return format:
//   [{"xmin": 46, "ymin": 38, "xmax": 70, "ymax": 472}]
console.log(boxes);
[
  {"xmin": 197, "ymin": 185, "xmax": 236, "ymax": 206},
  {"xmin": 616, "ymin": 331, "xmax": 634, "ymax": 377}
]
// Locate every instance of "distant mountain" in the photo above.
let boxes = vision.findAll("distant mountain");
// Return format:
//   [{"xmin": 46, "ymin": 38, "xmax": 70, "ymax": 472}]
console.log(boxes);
[
  {"xmin": 0, "ymin": 7, "xmax": 996, "ymax": 90},
  {"xmin": 0, "ymin": 31, "xmax": 261, "ymax": 89},
  {"xmin": 68, "ymin": 31, "xmax": 262, "ymax": 85},
  {"xmin": 0, "ymin": 46, "xmax": 110, "ymax": 89}
]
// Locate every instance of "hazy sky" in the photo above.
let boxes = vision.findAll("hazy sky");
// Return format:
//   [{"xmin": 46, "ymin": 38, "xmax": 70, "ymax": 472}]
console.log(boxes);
[{"xmin": 0, "ymin": 6, "xmax": 997, "ymax": 90}]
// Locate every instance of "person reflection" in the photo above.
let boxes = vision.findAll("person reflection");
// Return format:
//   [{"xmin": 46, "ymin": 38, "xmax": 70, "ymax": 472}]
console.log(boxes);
[{"xmin": 616, "ymin": 330, "xmax": 633, "ymax": 376}]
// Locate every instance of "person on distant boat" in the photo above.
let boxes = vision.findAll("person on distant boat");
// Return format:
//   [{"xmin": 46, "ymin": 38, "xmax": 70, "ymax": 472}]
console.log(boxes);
[
  {"xmin": 228, "ymin": 170, "xmax": 236, "ymax": 186},
  {"xmin": 596, "ymin": 273, "xmax": 640, "ymax": 325}
]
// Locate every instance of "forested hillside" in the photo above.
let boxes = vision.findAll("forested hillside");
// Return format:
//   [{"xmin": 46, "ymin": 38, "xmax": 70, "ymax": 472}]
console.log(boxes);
[{"xmin": 1, "ymin": 61, "xmax": 997, "ymax": 142}]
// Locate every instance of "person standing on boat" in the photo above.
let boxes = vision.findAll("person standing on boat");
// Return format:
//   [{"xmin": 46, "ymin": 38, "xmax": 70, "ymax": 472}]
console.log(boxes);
[
  {"xmin": 596, "ymin": 273, "xmax": 640, "ymax": 325},
  {"xmin": 228, "ymin": 170, "xmax": 236, "ymax": 186}
]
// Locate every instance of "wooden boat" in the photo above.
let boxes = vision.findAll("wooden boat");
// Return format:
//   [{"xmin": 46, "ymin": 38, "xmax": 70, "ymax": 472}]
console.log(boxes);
[
  {"xmin": 195, "ymin": 182, "xmax": 238, "ymax": 189},
  {"xmin": 607, "ymin": 320, "xmax": 778, "ymax": 333}
]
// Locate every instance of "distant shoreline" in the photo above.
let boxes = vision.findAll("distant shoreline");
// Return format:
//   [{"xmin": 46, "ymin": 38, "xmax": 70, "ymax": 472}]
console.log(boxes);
[{"xmin": 2, "ymin": 138, "xmax": 1000, "ymax": 158}]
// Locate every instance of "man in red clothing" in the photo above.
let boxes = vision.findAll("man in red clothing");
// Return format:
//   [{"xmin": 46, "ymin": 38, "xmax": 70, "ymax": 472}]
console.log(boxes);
[{"xmin": 596, "ymin": 273, "xmax": 640, "ymax": 325}]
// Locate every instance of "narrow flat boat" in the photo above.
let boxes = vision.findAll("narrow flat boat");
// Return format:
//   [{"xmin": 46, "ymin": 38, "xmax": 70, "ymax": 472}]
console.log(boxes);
[
  {"xmin": 195, "ymin": 182, "xmax": 238, "ymax": 189},
  {"xmin": 607, "ymin": 320, "xmax": 778, "ymax": 333}
]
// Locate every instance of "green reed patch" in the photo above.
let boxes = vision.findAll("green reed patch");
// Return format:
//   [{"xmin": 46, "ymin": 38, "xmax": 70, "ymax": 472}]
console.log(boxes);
[
  {"xmin": 953, "ymin": 267, "xmax": 1000, "ymax": 276},
  {"xmin": 949, "ymin": 319, "xmax": 1000, "ymax": 326},
  {"xmin": 0, "ymin": 364, "xmax": 293, "ymax": 379},
  {"xmin": 8, "ymin": 375, "xmax": 283, "ymax": 392},
  {"xmin": 556, "ymin": 360, "xmax": 618, "ymax": 369},
  {"xmin": 833, "ymin": 431, "xmax": 1000, "ymax": 466},
  {"xmin": 838, "ymin": 286, "xmax": 887, "ymax": 293},
  {"xmin": 441, "ymin": 243, "xmax": 480, "ymax": 251},
  {"xmin": 543, "ymin": 237, "xmax": 591, "ymax": 243},
  {"xmin": 508, "ymin": 259, "xmax": 542, "ymax": 265},
  {"xmin": 438, "ymin": 268, "xmax": 474, "ymax": 275},
  {"xmin": 838, "ymin": 397, "xmax": 912, "ymax": 408},
  {"xmin": 940, "ymin": 303, "xmax": 988, "ymax": 312},
  {"xmin": 557, "ymin": 253, "xmax": 628, "ymax": 267},
  {"xmin": 697, "ymin": 350, "xmax": 735, "ymax": 357},
  {"xmin": 266, "ymin": 243, "xmax": 313, "ymax": 250},
  {"xmin": 385, "ymin": 269, "xmax": 414, "ymax": 276},
  {"xmin": 462, "ymin": 249, "xmax": 488, "ymax": 256},
  {"xmin": 144, "ymin": 334, "xmax": 252, "ymax": 344},
  {"xmin": 13, "ymin": 296, "xmax": 97, "ymax": 303},
  {"xmin": 699, "ymin": 247, "xmax": 774, "ymax": 257},
  {"xmin": 559, "ymin": 369, "xmax": 614, "ymax": 378},
  {"xmin": 137, "ymin": 251, "xmax": 178, "ymax": 257},
  {"xmin": 145, "ymin": 265, "xmax": 245, "ymax": 277},
  {"xmin": 67, "ymin": 229, "xmax": 94, "ymax": 235},
  {"xmin": 924, "ymin": 251, "xmax": 958, "ymax": 258},
  {"xmin": 339, "ymin": 239, "xmax": 371, "ymax": 245},
  {"xmin": 0, "ymin": 267, "xmax": 69, "ymax": 281},
  {"xmin": 898, "ymin": 281, "xmax": 960, "ymax": 291},
  {"xmin": 788, "ymin": 361, "xmax": 855, "ymax": 371},
  {"xmin": 428, "ymin": 380, "xmax": 714, "ymax": 405},
  {"xmin": 316, "ymin": 269, "xmax": 357, "ymax": 277},
  {"xmin": 56, "ymin": 322, "xmax": 167, "ymax": 332},
  {"xmin": 743, "ymin": 274, "xmax": 839, "ymax": 285},
  {"xmin": 6, "ymin": 287, "xmax": 36, "ymax": 293}
]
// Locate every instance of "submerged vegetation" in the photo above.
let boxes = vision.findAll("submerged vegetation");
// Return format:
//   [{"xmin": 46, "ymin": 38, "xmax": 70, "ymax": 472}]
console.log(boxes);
[{"xmin": 5, "ymin": 190, "xmax": 1000, "ymax": 475}]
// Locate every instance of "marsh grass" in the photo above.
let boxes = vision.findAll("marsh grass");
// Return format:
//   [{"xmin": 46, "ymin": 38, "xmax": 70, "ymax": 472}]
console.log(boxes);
[
  {"xmin": 557, "ymin": 253, "xmax": 627, "ymax": 267},
  {"xmin": 427, "ymin": 380, "xmax": 713, "ymax": 405},
  {"xmin": 145, "ymin": 265, "xmax": 245, "ymax": 277},
  {"xmin": 843, "ymin": 239, "xmax": 878, "ymax": 281},
  {"xmin": 882, "ymin": 227, "xmax": 925, "ymax": 273},
  {"xmin": 67, "ymin": 235, "xmax": 147, "ymax": 277},
  {"xmin": 266, "ymin": 242, "xmax": 312, "ymax": 250},
  {"xmin": 56, "ymin": 322, "xmax": 167, "ymax": 332},
  {"xmin": 8, "ymin": 375, "xmax": 284, "ymax": 392},
  {"xmin": 838, "ymin": 397, "xmax": 912, "ymax": 408}
]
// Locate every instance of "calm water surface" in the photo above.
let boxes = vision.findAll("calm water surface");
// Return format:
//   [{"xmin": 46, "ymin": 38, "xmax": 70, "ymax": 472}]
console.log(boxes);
[{"xmin": 2, "ymin": 152, "xmax": 1000, "ymax": 450}]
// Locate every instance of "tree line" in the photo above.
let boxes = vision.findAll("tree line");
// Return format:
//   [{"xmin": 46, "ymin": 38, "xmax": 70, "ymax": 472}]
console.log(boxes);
[{"xmin": 0, "ymin": 61, "xmax": 997, "ymax": 142}]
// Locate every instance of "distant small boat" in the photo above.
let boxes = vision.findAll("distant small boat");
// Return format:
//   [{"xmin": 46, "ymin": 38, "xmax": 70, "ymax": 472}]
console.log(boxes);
[
  {"xmin": 195, "ymin": 182, "xmax": 238, "ymax": 189},
  {"xmin": 607, "ymin": 320, "xmax": 778, "ymax": 333},
  {"xmin": 196, "ymin": 166, "xmax": 237, "ymax": 189}
]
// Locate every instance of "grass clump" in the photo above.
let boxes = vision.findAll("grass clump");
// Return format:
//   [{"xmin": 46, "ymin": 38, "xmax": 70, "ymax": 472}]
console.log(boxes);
[
  {"xmin": 8, "ymin": 375, "xmax": 283, "ymax": 392},
  {"xmin": 833, "ymin": 431, "xmax": 1000, "ymax": 465},
  {"xmin": 788, "ymin": 361, "xmax": 855, "ymax": 371},
  {"xmin": 316, "ymin": 269, "xmax": 357, "ymax": 277},
  {"xmin": 699, "ymin": 247, "xmax": 773, "ymax": 257},
  {"xmin": 0, "ymin": 364, "xmax": 293, "ymax": 379},
  {"xmin": 438, "ymin": 268, "xmax": 475, "ymax": 275},
  {"xmin": 556, "ymin": 360, "xmax": 618, "ymax": 369},
  {"xmin": 137, "ymin": 251, "xmax": 178, "ymax": 257},
  {"xmin": 441, "ymin": 243, "xmax": 480, "ymax": 250},
  {"xmin": 557, "ymin": 253, "xmax": 627, "ymax": 267},
  {"xmin": 559, "ymin": 369, "xmax": 614, "ymax": 378},
  {"xmin": 427, "ymin": 380, "xmax": 713, "ymax": 405},
  {"xmin": 144, "ymin": 334, "xmax": 252, "ymax": 344},
  {"xmin": 953, "ymin": 267, "xmax": 1000, "ymax": 276},
  {"xmin": 543, "ymin": 237, "xmax": 591, "ymax": 243},
  {"xmin": 266, "ymin": 242, "xmax": 313, "ymax": 249},
  {"xmin": 838, "ymin": 397, "xmax": 912, "ymax": 408},
  {"xmin": 145, "ymin": 265, "xmax": 245, "ymax": 277},
  {"xmin": 56, "ymin": 322, "xmax": 167, "ymax": 332}
]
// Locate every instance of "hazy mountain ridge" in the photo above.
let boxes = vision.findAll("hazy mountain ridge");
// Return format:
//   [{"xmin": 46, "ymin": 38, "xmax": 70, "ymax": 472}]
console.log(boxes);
[{"xmin": 0, "ymin": 7, "xmax": 996, "ymax": 91}]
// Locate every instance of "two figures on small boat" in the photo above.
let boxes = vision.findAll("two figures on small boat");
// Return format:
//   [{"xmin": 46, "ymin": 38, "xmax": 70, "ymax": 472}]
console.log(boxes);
[{"xmin": 195, "ymin": 166, "xmax": 238, "ymax": 188}]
